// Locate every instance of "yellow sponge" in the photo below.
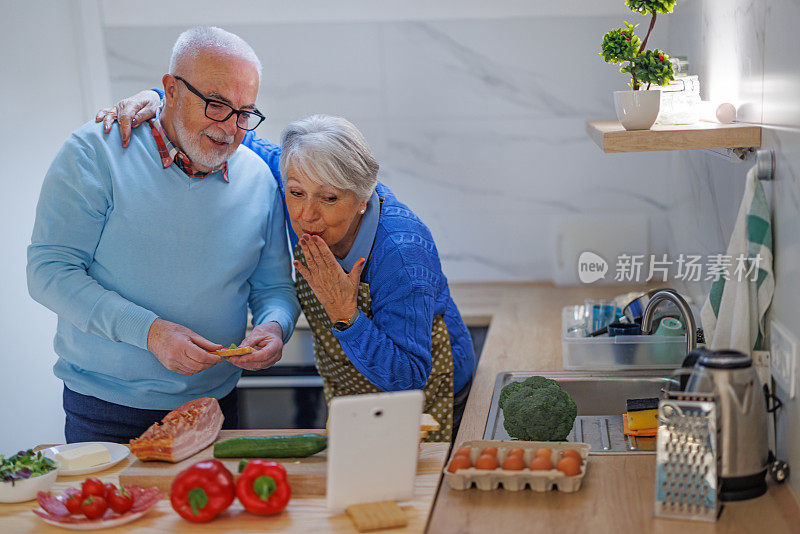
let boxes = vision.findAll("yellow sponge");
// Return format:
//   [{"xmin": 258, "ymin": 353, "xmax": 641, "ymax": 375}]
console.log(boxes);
[
  {"xmin": 626, "ymin": 409, "xmax": 659, "ymax": 430},
  {"xmin": 625, "ymin": 398, "xmax": 660, "ymax": 430}
]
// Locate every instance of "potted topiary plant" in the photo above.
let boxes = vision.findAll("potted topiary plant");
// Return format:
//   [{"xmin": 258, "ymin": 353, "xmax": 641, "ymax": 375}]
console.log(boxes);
[{"xmin": 601, "ymin": 0, "xmax": 677, "ymax": 130}]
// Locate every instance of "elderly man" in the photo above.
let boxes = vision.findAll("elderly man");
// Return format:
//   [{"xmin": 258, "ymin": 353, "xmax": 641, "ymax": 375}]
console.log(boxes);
[{"xmin": 27, "ymin": 27, "xmax": 300, "ymax": 443}]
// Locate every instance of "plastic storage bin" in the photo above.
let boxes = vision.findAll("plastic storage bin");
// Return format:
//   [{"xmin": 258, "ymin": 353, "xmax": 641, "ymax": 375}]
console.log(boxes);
[{"xmin": 562, "ymin": 305, "xmax": 686, "ymax": 370}]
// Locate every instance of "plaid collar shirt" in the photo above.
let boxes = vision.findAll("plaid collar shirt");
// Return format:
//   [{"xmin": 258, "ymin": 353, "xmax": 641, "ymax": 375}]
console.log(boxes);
[{"xmin": 148, "ymin": 116, "xmax": 229, "ymax": 182}]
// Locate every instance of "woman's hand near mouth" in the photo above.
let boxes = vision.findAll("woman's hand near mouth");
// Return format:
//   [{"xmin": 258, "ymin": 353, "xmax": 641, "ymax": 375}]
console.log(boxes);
[{"xmin": 293, "ymin": 234, "xmax": 365, "ymax": 324}]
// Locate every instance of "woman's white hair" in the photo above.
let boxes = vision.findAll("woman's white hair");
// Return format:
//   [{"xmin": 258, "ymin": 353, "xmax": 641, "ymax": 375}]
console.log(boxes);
[
  {"xmin": 280, "ymin": 115, "xmax": 379, "ymax": 201},
  {"xmin": 169, "ymin": 26, "xmax": 262, "ymax": 80}
]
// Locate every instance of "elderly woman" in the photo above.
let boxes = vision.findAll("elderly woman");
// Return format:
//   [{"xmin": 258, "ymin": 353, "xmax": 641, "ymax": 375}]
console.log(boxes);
[{"xmin": 99, "ymin": 95, "xmax": 475, "ymax": 442}]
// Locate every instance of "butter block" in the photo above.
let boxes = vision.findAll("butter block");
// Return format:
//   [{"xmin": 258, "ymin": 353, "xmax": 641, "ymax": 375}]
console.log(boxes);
[
  {"xmin": 626, "ymin": 409, "xmax": 659, "ymax": 430},
  {"xmin": 56, "ymin": 443, "xmax": 111, "ymax": 470}
]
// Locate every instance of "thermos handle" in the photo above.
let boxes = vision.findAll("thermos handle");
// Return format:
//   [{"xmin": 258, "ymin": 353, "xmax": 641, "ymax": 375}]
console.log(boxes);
[
  {"xmin": 668, "ymin": 367, "xmax": 716, "ymax": 397},
  {"xmin": 679, "ymin": 348, "xmax": 713, "ymax": 390}
]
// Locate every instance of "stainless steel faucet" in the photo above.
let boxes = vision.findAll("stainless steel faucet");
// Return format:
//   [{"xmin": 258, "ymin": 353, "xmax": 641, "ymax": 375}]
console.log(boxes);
[{"xmin": 640, "ymin": 289, "xmax": 697, "ymax": 354}]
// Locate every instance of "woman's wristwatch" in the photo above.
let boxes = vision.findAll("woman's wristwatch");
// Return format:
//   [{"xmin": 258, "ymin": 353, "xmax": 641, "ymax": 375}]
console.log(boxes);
[{"xmin": 333, "ymin": 310, "xmax": 360, "ymax": 332}]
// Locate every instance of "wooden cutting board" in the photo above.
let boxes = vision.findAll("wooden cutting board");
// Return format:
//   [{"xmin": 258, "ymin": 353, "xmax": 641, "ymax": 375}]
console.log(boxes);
[{"xmin": 119, "ymin": 429, "xmax": 328, "ymax": 496}]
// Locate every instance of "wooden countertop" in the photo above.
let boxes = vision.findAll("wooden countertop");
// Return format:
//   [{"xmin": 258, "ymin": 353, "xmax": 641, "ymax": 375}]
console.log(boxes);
[
  {"xmin": 429, "ymin": 282, "xmax": 800, "ymax": 533},
  {"xmin": 4, "ymin": 283, "xmax": 798, "ymax": 533},
  {"xmin": 0, "ymin": 433, "xmax": 448, "ymax": 533}
]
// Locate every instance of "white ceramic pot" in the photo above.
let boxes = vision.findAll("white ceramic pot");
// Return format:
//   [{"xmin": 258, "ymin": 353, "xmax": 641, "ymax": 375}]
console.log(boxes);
[{"xmin": 614, "ymin": 90, "xmax": 661, "ymax": 131}]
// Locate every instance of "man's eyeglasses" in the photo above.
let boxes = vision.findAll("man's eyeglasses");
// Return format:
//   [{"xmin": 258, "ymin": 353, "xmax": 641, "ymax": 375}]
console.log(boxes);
[{"xmin": 174, "ymin": 76, "xmax": 265, "ymax": 131}]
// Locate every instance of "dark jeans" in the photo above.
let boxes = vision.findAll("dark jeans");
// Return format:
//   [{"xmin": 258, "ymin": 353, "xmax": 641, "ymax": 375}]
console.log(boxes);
[
  {"xmin": 63, "ymin": 385, "xmax": 239, "ymax": 444},
  {"xmin": 451, "ymin": 378, "xmax": 473, "ymax": 443}
]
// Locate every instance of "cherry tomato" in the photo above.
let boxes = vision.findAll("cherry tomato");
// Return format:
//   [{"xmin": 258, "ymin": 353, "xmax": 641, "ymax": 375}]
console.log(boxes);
[
  {"xmin": 530, "ymin": 456, "xmax": 553, "ymax": 471},
  {"xmin": 560, "ymin": 449, "xmax": 584, "ymax": 464},
  {"xmin": 474, "ymin": 454, "xmax": 499, "ymax": 470},
  {"xmin": 501, "ymin": 455, "xmax": 526, "ymax": 470},
  {"xmin": 81, "ymin": 478, "xmax": 106, "ymax": 498},
  {"xmin": 534, "ymin": 448, "xmax": 552, "ymax": 459},
  {"xmin": 103, "ymin": 483, "xmax": 117, "ymax": 499},
  {"xmin": 80, "ymin": 495, "xmax": 108, "ymax": 520},
  {"xmin": 448, "ymin": 455, "xmax": 473, "ymax": 473},
  {"xmin": 107, "ymin": 487, "xmax": 134, "ymax": 514},
  {"xmin": 481, "ymin": 446, "xmax": 498, "ymax": 457},
  {"xmin": 64, "ymin": 493, "xmax": 83, "ymax": 515},
  {"xmin": 556, "ymin": 457, "xmax": 581, "ymax": 477},
  {"xmin": 507, "ymin": 448, "xmax": 524, "ymax": 459}
]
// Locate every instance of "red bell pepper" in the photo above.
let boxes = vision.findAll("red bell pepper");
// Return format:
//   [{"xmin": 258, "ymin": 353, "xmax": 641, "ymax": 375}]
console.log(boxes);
[
  {"xmin": 170, "ymin": 459, "xmax": 235, "ymax": 523},
  {"xmin": 236, "ymin": 460, "xmax": 291, "ymax": 516}
]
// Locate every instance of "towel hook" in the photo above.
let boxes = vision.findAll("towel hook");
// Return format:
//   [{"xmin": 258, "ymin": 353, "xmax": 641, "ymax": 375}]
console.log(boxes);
[{"xmin": 756, "ymin": 149, "xmax": 775, "ymax": 181}]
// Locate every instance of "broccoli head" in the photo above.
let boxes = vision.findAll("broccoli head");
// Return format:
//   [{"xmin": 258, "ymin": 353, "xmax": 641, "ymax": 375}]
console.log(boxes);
[
  {"xmin": 498, "ymin": 376, "xmax": 560, "ymax": 410},
  {"xmin": 520, "ymin": 376, "xmax": 560, "ymax": 390},
  {"xmin": 498, "ymin": 382, "xmax": 523, "ymax": 410},
  {"xmin": 501, "ymin": 384, "xmax": 577, "ymax": 441}
]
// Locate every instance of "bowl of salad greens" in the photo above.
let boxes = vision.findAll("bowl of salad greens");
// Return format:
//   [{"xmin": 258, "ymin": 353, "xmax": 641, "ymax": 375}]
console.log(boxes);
[{"xmin": 0, "ymin": 449, "xmax": 59, "ymax": 503}]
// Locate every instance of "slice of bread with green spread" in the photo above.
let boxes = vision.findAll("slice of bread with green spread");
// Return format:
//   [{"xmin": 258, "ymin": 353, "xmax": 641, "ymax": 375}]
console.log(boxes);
[{"xmin": 211, "ymin": 346, "xmax": 255, "ymax": 357}]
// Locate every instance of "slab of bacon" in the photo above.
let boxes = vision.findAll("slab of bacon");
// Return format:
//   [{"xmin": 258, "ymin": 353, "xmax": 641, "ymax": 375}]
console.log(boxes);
[
  {"xmin": 34, "ymin": 486, "xmax": 162, "ymax": 525},
  {"xmin": 129, "ymin": 397, "xmax": 224, "ymax": 462}
]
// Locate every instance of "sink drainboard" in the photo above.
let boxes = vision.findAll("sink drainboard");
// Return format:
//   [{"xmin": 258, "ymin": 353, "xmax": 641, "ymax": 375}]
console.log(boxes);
[
  {"xmin": 484, "ymin": 371, "xmax": 672, "ymax": 454},
  {"xmin": 568, "ymin": 416, "xmax": 649, "ymax": 453}
]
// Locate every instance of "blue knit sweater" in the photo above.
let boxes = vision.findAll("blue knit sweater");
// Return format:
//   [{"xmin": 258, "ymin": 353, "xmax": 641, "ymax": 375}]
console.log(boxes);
[{"xmin": 244, "ymin": 132, "xmax": 475, "ymax": 392}]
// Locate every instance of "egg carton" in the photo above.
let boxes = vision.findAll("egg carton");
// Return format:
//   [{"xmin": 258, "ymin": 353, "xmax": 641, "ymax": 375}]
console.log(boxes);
[{"xmin": 443, "ymin": 440, "xmax": 590, "ymax": 492}]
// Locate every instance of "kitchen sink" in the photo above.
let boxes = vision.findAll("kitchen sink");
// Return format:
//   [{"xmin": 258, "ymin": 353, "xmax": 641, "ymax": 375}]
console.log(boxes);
[{"xmin": 484, "ymin": 371, "xmax": 679, "ymax": 454}]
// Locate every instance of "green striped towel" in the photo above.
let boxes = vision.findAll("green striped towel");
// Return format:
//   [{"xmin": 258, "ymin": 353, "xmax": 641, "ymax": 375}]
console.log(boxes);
[{"xmin": 701, "ymin": 165, "xmax": 774, "ymax": 353}]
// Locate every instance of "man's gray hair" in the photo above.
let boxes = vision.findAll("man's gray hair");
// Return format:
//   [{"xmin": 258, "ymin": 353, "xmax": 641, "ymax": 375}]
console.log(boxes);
[
  {"xmin": 280, "ymin": 115, "xmax": 378, "ymax": 201},
  {"xmin": 169, "ymin": 26, "xmax": 262, "ymax": 80}
]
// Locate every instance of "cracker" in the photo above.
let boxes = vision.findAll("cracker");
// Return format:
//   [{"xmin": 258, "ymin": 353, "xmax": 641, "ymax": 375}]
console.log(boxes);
[{"xmin": 346, "ymin": 500, "xmax": 408, "ymax": 532}]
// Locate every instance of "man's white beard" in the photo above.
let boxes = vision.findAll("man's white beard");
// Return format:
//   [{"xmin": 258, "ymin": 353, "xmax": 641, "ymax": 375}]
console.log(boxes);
[{"xmin": 174, "ymin": 113, "xmax": 236, "ymax": 170}]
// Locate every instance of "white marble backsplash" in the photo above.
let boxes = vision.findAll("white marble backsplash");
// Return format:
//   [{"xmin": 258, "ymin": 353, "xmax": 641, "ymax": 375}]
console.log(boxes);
[{"xmin": 104, "ymin": 14, "xmax": 674, "ymax": 282}]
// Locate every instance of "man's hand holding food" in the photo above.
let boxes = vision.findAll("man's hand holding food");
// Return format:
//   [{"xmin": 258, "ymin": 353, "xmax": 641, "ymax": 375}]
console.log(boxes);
[{"xmin": 231, "ymin": 322, "xmax": 285, "ymax": 371}]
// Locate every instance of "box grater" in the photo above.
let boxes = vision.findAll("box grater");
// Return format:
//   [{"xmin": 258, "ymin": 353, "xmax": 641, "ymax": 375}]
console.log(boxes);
[{"xmin": 654, "ymin": 397, "xmax": 720, "ymax": 522}]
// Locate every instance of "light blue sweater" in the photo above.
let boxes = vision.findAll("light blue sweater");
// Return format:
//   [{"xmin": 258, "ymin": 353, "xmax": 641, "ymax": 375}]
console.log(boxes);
[{"xmin": 27, "ymin": 121, "xmax": 300, "ymax": 409}]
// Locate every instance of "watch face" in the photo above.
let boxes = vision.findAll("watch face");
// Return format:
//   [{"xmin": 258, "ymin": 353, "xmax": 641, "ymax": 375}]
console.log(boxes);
[{"xmin": 334, "ymin": 311, "xmax": 358, "ymax": 331}]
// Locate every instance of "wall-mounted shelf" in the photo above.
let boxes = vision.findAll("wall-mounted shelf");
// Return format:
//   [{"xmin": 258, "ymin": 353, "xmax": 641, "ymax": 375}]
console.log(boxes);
[{"xmin": 586, "ymin": 120, "xmax": 762, "ymax": 153}]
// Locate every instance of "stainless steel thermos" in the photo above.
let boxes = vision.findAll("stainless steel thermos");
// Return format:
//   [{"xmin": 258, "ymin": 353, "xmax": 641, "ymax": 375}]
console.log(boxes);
[{"xmin": 683, "ymin": 348, "xmax": 770, "ymax": 501}]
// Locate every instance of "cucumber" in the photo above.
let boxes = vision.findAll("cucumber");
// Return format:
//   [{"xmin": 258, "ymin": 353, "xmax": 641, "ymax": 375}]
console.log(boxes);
[{"xmin": 213, "ymin": 434, "xmax": 328, "ymax": 458}]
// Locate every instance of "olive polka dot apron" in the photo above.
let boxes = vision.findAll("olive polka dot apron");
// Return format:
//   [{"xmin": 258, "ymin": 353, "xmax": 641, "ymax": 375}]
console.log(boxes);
[{"xmin": 294, "ymin": 244, "xmax": 455, "ymax": 442}]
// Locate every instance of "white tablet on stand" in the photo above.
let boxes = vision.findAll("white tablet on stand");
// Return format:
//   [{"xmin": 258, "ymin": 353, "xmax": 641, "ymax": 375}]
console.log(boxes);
[{"xmin": 326, "ymin": 390, "xmax": 424, "ymax": 511}]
